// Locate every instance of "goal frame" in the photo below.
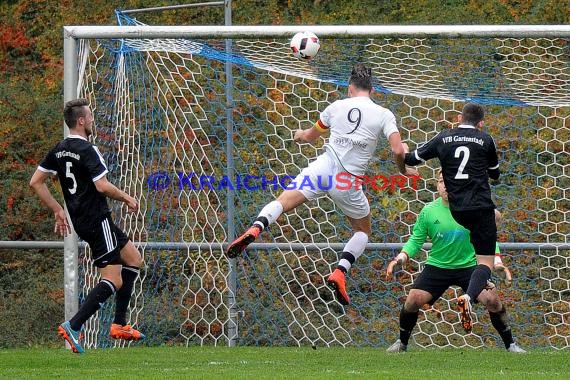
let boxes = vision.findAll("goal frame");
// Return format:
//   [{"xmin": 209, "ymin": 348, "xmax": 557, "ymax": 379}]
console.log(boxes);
[{"xmin": 63, "ymin": 24, "xmax": 570, "ymax": 348}]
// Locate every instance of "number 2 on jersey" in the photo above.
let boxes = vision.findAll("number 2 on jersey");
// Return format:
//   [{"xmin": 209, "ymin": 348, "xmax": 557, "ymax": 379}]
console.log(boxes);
[
  {"xmin": 454, "ymin": 146, "xmax": 470, "ymax": 179},
  {"xmin": 66, "ymin": 161, "xmax": 78, "ymax": 194}
]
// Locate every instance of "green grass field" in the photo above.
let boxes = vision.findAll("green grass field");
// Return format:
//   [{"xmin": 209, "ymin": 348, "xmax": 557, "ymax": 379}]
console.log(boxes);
[{"xmin": 0, "ymin": 346, "xmax": 568, "ymax": 379}]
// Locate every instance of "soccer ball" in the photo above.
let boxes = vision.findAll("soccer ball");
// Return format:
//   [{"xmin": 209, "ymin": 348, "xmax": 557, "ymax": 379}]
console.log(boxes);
[{"xmin": 290, "ymin": 31, "xmax": 320, "ymax": 60}]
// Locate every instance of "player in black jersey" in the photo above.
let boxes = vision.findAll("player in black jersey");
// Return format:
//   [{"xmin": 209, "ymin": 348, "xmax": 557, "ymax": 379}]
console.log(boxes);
[
  {"xmin": 403, "ymin": 103, "xmax": 500, "ymax": 333},
  {"xmin": 30, "ymin": 98, "xmax": 144, "ymax": 353}
]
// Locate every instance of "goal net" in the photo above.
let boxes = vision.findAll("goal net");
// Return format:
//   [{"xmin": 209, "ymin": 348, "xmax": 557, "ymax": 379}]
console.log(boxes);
[{"xmin": 66, "ymin": 19, "xmax": 570, "ymax": 350}]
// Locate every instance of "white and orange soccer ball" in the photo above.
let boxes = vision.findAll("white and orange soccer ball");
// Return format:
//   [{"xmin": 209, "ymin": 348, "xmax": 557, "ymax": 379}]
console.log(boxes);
[{"xmin": 290, "ymin": 31, "xmax": 320, "ymax": 60}]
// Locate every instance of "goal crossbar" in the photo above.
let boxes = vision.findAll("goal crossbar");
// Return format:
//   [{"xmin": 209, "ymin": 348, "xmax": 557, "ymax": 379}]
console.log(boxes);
[{"xmin": 64, "ymin": 24, "xmax": 570, "ymax": 39}]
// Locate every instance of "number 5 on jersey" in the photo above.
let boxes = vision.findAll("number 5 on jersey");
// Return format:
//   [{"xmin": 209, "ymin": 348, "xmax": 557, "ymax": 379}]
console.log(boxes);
[{"xmin": 66, "ymin": 161, "xmax": 78, "ymax": 194}]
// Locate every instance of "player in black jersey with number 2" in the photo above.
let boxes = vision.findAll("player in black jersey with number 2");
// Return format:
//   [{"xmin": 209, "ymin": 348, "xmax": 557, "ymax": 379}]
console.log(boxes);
[
  {"xmin": 403, "ymin": 103, "xmax": 500, "ymax": 333},
  {"xmin": 30, "ymin": 98, "xmax": 144, "ymax": 353}
]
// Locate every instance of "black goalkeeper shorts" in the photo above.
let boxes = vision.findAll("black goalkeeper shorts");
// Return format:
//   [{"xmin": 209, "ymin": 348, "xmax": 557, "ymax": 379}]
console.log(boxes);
[{"xmin": 412, "ymin": 264, "xmax": 475, "ymax": 305}]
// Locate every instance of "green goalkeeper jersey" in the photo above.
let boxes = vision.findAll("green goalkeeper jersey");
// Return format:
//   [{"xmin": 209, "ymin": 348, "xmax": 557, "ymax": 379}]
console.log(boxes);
[{"xmin": 402, "ymin": 197, "xmax": 499, "ymax": 269}]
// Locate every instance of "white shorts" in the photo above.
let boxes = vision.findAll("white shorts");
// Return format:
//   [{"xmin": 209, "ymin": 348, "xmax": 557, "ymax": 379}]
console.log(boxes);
[{"xmin": 291, "ymin": 152, "xmax": 370, "ymax": 219}]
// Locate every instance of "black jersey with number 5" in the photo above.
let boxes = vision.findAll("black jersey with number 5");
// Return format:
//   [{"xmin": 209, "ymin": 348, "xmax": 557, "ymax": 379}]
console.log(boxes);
[
  {"xmin": 38, "ymin": 135, "xmax": 110, "ymax": 227},
  {"xmin": 405, "ymin": 125, "xmax": 499, "ymax": 211}
]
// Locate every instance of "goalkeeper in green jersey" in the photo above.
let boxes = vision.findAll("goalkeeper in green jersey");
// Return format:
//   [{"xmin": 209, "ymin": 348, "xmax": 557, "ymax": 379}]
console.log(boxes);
[{"xmin": 385, "ymin": 170, "xmax": 524, "ymax": 353}]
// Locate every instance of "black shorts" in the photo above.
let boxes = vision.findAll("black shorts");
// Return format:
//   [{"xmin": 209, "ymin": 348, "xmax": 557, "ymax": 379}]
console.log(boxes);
[
  {"xmin": 412, "ymin": 264, "xmax": 475, "ymax": 305},
  {"xmin": 75, "ymin": 216, "xmax": 129, "ymax": 268},
  {"xmin": 450, "ymin": 208, "xmax": 496, "ymax": 256}
]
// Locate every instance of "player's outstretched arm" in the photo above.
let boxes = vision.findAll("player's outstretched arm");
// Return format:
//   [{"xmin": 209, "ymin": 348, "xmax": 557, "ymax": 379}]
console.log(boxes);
[
  {"xmin": 403, "ymin": 131, "xmax": 442, "ymax": 168},
  {"xmin": 387, "ymin": 207, "xmax": 428, "ymax": 281},
  {"xmin": 389, "ymin": 135, "xmax": 419, "ymax": 177},
  {"xmin": 400, "ymin": 142, "xmax": 420, "ymax": 177},
  {"xmin": 29, "ymin": 169, "xmax": 70, "ymax": 236},
  {"xmin": 94, "ymin": 176, "xmax": 139, "ymax": 213},
  {"xmin": 294, "ymin": 125, "xmax": 324, "ymax": 144}
]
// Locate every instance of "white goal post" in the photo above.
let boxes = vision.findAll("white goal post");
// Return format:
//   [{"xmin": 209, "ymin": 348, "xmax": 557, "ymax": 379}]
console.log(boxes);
[{"xmin": 63, "ymin": 24, "xmax": 570, "ymax": 350}]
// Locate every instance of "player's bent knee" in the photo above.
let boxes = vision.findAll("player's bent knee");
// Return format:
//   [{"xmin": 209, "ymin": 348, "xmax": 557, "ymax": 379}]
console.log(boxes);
[
  {"xmin": 129, "ymin": 256, "xmax": 143, "ymax": 269},
  {"xmin": 129, "ymin": 252, "xmax": 144, "ymax": 268},
  {"xmin": 487, "ymin": 299, "xmax": 502, "ymax": 313},
  {"xmin": 405, "ymin": 290, "xmax": 430, "ymax": 311},
  {"xmin": 480, "ymin": 293, "xmax": 502, "ymax": 312},
  {"xmin": 120, "ymin": 241, "xmax": 143, "ymax": 267}
]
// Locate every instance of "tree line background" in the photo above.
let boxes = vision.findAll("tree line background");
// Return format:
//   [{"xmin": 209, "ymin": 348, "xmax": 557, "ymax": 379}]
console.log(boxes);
[{"xmin": 0, "ymin": 0, "xmax": 567, "ymax": 347}]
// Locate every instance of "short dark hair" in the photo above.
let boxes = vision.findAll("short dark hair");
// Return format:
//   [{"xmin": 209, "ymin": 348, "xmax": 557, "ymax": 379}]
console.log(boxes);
[
  {"xmin": 461, "ymin": 103, "xmax": 485, "ymax": 126},
  {"xmin": 349, "ymin": 63, "xmax": 372, "ymax": 92},
  {"xmin": 63, "ymin": 98, "xmax": 89, "ymax": 129}
]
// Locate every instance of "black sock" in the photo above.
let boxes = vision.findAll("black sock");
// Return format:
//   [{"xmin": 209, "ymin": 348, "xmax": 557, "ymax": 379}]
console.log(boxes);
[
  {"xmin": 69, "ymin": 279, "xmax": 116, "ymax": 331},
  {"xmin": 399, "ymin": 308, "xmax": 419, "ymax": 345},
  {"xmin": 254, "ymin": 216, "xmax": 269, "ymax": 231},
  {"xmin": 113, "ymin": 266, "xmax": 140, "ymax": 326},
  {"xmin": 337, "ymin": 252, "xmax": 355, "ymax": 273},
  {"xmin": 466, "ymin": 264, "xmax": 492, "ymax": 300},
  {"xmin": 489, "ymin": 306, "xmax": 514, "ymax": 349}
]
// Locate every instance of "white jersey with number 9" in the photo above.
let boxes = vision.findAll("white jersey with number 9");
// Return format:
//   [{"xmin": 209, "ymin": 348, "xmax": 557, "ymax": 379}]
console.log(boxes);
[{"xmin": 317, "ymin": 96, "xmax": 399, "ymax": 176}]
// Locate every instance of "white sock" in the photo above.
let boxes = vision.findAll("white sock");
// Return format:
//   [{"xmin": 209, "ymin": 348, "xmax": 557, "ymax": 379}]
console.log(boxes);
[
  {"xmin": 338, "ymin": 258, "xmax": 352, "ymax": 272},
  {"xmin": 338, "ymin": 231, "xmax": 368, "ymax": 272},
  {"xmin": 256, "ymin": 200, "xmax": 284, "ymax": 228}
]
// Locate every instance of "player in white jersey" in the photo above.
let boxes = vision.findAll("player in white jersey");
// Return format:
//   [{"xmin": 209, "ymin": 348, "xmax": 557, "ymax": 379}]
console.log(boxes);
[
  {"xmin": 226, "ymin": 63, "xmax": 417, "ymax": 305},
  {"xmin": 319, "ymin": 94, "xmax": 397, "ymax": 177}
]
